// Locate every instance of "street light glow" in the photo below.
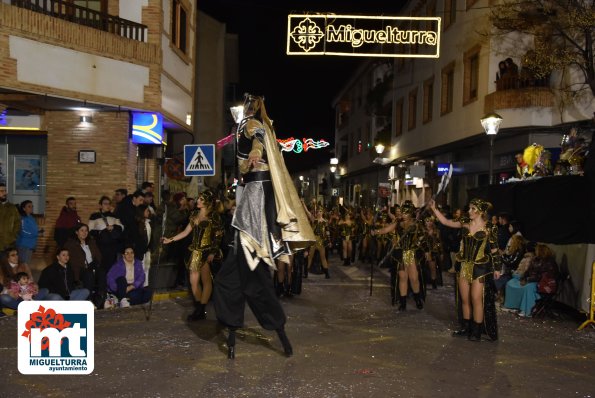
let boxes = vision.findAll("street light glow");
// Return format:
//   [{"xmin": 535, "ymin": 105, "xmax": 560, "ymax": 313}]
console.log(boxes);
[
  {"xmin": 480, "ymin": 112, "xmax": 503, "ymax": 136},
  {"xmin": 375, "ymin": 142, "xmax": 385, "ymax": 154}
]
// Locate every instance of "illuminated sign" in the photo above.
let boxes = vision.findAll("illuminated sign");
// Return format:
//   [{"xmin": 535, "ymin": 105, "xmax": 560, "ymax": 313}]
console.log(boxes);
[
  {"xmin": 287, "ymin": 14, "xmax": 441, "ymax": 58},
  {"xmin": 217, "ymin": 134, "xmax": 330, "ymax": 154},
  {"xmin": 277, "ymin": 137, "xmax": 330, "ymax": 153},
  {"xmin": 437, "ymin": 163, "xmax": 450, "ymax": 176},
  {"xmin": 131, "ymin": 112, "xmax": 164, "ymax": 145}
]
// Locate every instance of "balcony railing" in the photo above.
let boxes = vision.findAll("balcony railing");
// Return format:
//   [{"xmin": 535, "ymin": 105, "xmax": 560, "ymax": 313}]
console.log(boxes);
[
  {"xmin": 496, "ymin": 76, "xmax": 550, "ymax": 91},
  {"xmin": 11, "ymin": 0, "xmax": 147, "ymax": 42}
]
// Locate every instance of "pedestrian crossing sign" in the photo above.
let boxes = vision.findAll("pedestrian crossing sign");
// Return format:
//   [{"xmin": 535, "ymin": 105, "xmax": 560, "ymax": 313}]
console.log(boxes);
[{"xmin": 184, "ymin": 144, "xmax": 215, "ymax": 176}]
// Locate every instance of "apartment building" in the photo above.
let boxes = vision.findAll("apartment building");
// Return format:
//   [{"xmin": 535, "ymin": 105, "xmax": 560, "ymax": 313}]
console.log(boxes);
[
  {"xmin": 332, "ymin": 0, "xmax": 593, "ymax": 209},
  {"xmin": 0, "ymin": 0, "xmax": 196, "ymax": 254}
]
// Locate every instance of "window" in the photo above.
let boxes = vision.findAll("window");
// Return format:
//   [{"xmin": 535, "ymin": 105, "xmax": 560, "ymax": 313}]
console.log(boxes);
[
  {"xmin": 172, "ymin": 0, "xmax": 189, "ymax": 55},
  {"xmin": 408, "ymin": 88, "xmax": 418, "ymax": 131},
  {"xmin": 72, "ymin": 0, "xmax": 105, "ymax": 12},
  {"xmin": 423, "ymin": 77, "xmax": 434, "ymax": 124},
  {"xmin": 441, "ymin": 62, "xmax": 455, "ymax": 115},
  {"xmin": 444, "ymin": 0, "xmax": 457, "ymax": 30},
  {"xmin": 395, "ymin": 98, "xmax": 404, "ymax": 137},
  {"xmin": 464, "ymin": 46, "xmax": 480, "ymax": 104}
]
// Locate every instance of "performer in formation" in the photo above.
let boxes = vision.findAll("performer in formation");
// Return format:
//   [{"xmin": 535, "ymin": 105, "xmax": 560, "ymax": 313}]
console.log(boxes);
[
  {"xmin": 302, "ymin": 201, "xmax": 331, "ymax": 279},
  {"xmin": 214, "ymin": 94, "xmax": 314, "ymax": 359},
  {"xmin": 162, "ymin": 190, "xmax": 223, "ymax": 321},
  {"xmin": 429, "ymin": 198, "xmax": 501, "ymax": 341},
  {"xmin": 372, "ymin": 203, "xmax": 425, "ymax": 311}
]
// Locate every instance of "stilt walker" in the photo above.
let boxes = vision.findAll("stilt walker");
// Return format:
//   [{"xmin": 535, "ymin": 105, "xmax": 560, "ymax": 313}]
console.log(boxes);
[{"xmin": 213, "ymin": 94, "xmax": 315, "ymax": 359}]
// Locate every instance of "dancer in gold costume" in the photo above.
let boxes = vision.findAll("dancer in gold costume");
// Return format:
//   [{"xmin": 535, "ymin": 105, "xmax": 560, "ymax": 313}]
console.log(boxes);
[
  {"xmin": 163, "ymin": 190, "xmax": 223, "ymax": 320},
  {"xmin": 429, "ymin": 198, "xmax": 501, "ymax": 341}
]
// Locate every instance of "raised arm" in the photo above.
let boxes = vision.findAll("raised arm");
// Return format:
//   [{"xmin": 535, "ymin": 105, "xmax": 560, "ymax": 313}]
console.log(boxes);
[
  {"xmin": 301, "ymin": 199, "xmax": 314, "ymax": 222},
  {"xmin": 429, "ymin": 200, "xmax": 462, "ymax": 229},
  {"xmin": 371, "ymin": 221, "xmax": 397, "ymax": 236}
]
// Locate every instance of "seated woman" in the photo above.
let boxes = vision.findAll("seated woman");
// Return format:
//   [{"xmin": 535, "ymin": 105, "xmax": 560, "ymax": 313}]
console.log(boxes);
[
  {"xmin": 106, "ymin": 245, "xmax": 152, "ymax": 308},
  {"xmin": 0, "ymin": 248, "xmax": 49, "ymax": 310},
  {"xmin": 503, "ymin": 243, "xmax": 558, "ymax": 317},
  {"xmin": 495, "ymin": 235, "xmax": 526, "ymax": 301}
]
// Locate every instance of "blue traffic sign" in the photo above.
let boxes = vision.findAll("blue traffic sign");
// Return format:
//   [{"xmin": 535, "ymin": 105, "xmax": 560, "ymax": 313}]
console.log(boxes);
[{"xmin": 184, "ymin": 144, "xmax": 215, "ymax": 176}]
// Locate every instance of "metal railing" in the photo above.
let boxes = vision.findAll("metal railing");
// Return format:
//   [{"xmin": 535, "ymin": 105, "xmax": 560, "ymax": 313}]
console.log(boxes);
[{"xmin": 11, "ymin": 0, "xmax": 147, "ymax": 42}]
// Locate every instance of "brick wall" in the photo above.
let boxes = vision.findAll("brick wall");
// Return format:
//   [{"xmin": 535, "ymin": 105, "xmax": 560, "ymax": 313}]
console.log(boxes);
[
  {"xmin": 484, "ymin": 87, "xmax": 555, "ymax": 113},
  {"xmin": 38, "ymin": 111, "xmax": 137, "ymax": 260}
]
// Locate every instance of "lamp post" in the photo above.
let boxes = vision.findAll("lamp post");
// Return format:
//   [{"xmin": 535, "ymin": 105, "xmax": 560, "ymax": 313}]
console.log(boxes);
[
  {"xmin": 480, "ymin": 112, "xmax": 503, "ymax": 185},
  {"xmin": 330, "ymin": 157, "xmax": 338, "ymax": 173}
]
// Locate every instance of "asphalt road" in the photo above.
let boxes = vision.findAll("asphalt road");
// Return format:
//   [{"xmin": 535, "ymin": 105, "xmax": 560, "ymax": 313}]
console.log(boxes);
[{"xmin": 2, "ymin": 256, "xmax": 595, "ymax": 398}]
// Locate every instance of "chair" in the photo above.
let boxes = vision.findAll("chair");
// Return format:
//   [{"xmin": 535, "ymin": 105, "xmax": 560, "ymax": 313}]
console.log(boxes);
[{"xmin": 531, "ymin": 270, "xmax": 568, "ymax": 319}]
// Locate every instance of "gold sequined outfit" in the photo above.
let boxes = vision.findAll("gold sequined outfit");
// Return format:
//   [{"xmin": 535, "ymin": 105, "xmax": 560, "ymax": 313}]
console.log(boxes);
[
  {"xmin": 187, "ymin": 212, "xmax": 223, "ymax": 272},
  {"xmin": 455, "ymin": 224, "xmax": 501, "ymax": 283}
]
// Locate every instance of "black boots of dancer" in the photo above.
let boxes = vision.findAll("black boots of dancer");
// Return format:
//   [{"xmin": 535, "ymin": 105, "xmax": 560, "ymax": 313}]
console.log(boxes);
[
  {"xmin": 452, "ymin": 319, "xmax": 471, "ymax": 337},
  {"xmin": 413, "ymin": 292, "xmax": 424, "ymax": 309},
  {"xmin": 323, "ymin": 267, "xmax": 330, "ymax": 279},
  {"xmin": 398, "ymin": 296, "xmax": 407, "ymax": 311},
  {"xmin": 468, "ymin": 321, "xmax": 482, "ymax": 342},
  {"xmin": 226, "ymin": 327, "xmax": 293, "ymax": 359},
  {"xmin": 187, "ymin": 301, "xmax": 206, "ymax": 321}
]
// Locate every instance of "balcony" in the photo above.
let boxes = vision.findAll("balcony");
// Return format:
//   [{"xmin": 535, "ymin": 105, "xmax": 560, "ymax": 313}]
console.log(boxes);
[
  {"xmin": 484, "ymin": 77, "xmax": 554, "ymax": 112},
  {"xmin": 11, "ymin": 0, "xmax": 147, "ymax": 42}
]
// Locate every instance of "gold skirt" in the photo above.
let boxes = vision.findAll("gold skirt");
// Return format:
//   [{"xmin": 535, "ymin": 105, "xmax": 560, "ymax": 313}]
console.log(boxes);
[{"xmin": 187, "ymin": 249, "xmax": 207, "ymax": 272}]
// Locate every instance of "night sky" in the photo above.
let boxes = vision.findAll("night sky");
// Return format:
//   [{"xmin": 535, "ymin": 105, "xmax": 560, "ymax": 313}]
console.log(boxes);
[{"xmin": 198, "ymin": 1, "xmax": 407, "ymax": 171}]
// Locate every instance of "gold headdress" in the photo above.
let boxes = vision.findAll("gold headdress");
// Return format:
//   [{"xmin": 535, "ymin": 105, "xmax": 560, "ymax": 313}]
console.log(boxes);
[
  {"xmin": 469, "ymin": 198, "xmax": 492, "ymax": 214},
  {"xmin": 197, "ymin": 190, "xmax": 215, "ymax": 207},
  {"xmin": 424, "ymin": 215, "xmax": 436, "ymax": 223},
  {"xmin": 400, "ymin": 203, "xmax": 416, "ymax": 216}
]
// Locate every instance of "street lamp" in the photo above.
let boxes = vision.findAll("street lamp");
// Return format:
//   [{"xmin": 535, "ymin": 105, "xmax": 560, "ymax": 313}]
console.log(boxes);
[
  {"xmin": 330, "ymin": 157, "xmax": 338, "ymax": 173},
  {"xmin": 374, "ymin": 141, "xmax": 385, "ymax": 155},
  {"xmin": 480, "ymin": 112, "xmax": 503, "ymax": 185}
]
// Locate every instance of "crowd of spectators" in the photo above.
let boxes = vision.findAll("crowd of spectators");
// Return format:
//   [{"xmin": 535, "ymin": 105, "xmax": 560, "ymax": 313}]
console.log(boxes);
[{"xmin": 0, "ymin": 181, "xmax": 200, "ymax": 313}]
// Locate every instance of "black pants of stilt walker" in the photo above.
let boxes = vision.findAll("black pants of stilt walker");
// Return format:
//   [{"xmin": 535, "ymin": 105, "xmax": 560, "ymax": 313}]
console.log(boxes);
[{"xmin": 214, "ymin": 230, "xmax": 287, "ymax": 326}]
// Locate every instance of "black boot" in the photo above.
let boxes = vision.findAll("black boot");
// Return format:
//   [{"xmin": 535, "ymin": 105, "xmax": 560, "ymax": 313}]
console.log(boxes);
[
  {"xmin": 413, "ymin": 292, "xmax": 424, "ymax": 309},
  {"xmin": 187, "ymin": 302, "xmax": 206, "ymax": 321},
  {"xmin": 398, "ymin": 296, "xmax": 407, "ymax": 311},
  {"xmin": 343, "ymin": 259, "xmax": 349, "ymax": 266},
  {"xmin": 284, "ymin": 282, "xmax": 293, "ymax": 298},
  {"xmin": 431, "ymin": 279, "xmax": 438, "ymax": 289},
  {"xmin": 452, "ymin": 319, "xmax": 471, "ymax": 337},
  {"xmin": 468, "ymin": 321, "xmax": 482, "ymax": 342},
  {"xmin": 275, "ymin": 282, "xmax": 284, "ymax": 297},
  {"xmin": 276, "ymin": 327, "xmax": 293, "ymax": 357},
  {"xmin": 303, "ymin": 267, "xmax": 308, "ymax": 278},
  {"xmin": 227, "ymin": 329, "xmax": 236, "ymax": 359},
  {"xmin": 323, "ymin": 267, "xmax": 330, "ymax": 279}
]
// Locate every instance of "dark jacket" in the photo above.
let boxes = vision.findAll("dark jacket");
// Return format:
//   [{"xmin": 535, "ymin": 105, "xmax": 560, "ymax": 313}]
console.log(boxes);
[
  {"xmin": 89, "ymin": 211, "xmax": 124, "ymax": 269},
  {"xmin": 0, "ymin": 201, "xmax": 21, "ymax": 251},
  {"xmin": 38, "ymin": 262, "xmax": 78, "ymax": 299},
  {"xmin": 63, "ymin": 237, "xmax": 102, "ymax": 283},
  {"xmin": 54, "ymin": 207, "xmax": 81, "ymax": 246}
]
